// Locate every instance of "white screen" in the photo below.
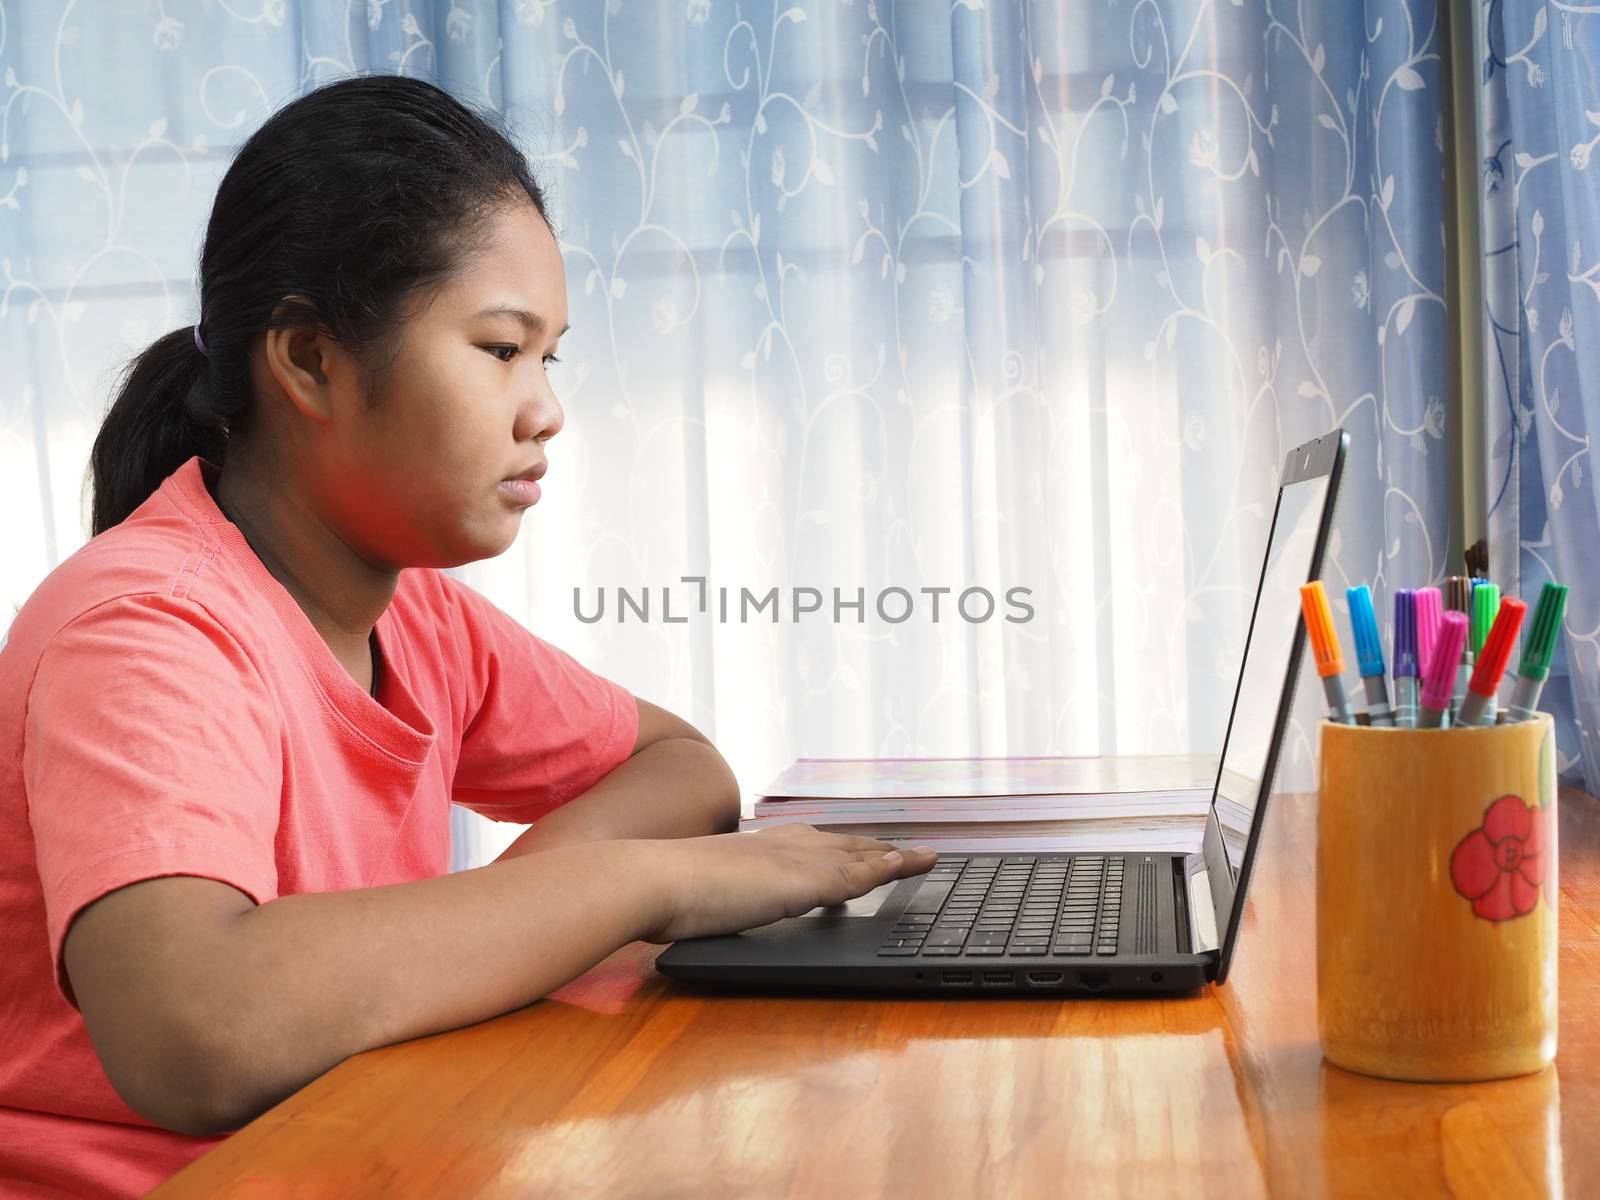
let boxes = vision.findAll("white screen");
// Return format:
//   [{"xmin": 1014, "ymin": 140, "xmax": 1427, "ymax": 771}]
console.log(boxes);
[{"xmin": 1212, "ymin": 471, "xmax": 1330, "ymax": 872}]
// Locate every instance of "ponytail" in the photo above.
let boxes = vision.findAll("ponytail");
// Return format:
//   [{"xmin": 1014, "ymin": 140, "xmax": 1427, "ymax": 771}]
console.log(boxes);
[{"xmin": 89, "ymin": 325, "xmax": 225, "ymax": 536}]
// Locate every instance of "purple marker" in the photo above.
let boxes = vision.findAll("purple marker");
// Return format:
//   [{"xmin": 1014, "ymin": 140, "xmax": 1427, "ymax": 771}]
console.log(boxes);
[
  {"xmin": 1392, "ymin": 589, "xmax": 1418, "ymax": 728},
  {"xmin": 1419, "ymin": 611, "xmax": 1468, "ymax": 729}
]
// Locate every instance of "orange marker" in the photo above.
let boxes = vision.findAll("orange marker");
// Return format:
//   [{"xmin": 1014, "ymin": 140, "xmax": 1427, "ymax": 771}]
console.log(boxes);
[{"xmin": 1300, "ymin": 582, "xmax": 1354, "ymax": 724}]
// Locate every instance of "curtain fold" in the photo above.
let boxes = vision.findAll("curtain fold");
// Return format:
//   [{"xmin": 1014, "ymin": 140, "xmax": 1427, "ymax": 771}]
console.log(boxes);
[
  {"xmin": 1477, "ymin": 0, "xmax": 1600, "ymax": 791},
  {"xmin": 1, "ymin": 0, "xmax": 1453, "ymax": 869}
]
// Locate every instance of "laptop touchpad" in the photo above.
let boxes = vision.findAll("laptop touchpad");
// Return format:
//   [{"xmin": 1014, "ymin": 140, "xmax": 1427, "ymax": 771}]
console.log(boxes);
[{"xmin": 799, "ymin": 879, "xmax": 901, "ymax": 920}]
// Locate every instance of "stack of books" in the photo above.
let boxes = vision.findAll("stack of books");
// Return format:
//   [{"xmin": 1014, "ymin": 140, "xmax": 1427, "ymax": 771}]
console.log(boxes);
[{"xmin": 742, "ymin": 755, "xmax": 1219, "ymax": 854}]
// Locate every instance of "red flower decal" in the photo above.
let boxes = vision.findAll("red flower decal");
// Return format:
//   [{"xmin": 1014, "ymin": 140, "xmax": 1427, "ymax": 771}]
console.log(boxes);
[{"xmin": 1449, "ymin": 795, "xmax": 1545, "ymax": 922}]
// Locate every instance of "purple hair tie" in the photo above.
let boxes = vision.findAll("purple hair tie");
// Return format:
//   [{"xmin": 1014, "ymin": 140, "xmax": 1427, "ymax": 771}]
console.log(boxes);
[{"xmin": 192, "ymin": 323, "xmax": 207, "ymax": 355}]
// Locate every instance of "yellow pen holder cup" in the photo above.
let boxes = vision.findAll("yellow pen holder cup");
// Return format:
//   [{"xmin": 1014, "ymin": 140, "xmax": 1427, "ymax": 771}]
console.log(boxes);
[{"xmin": 1316, "ymin": 713, "xmax": 1558, "ymax": 1082}]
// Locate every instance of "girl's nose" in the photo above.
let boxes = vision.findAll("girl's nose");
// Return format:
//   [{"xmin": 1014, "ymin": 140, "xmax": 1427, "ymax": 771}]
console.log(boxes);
[{"xmin": 515, "ymin": 390, "xmax": 563, "ymax": 444}]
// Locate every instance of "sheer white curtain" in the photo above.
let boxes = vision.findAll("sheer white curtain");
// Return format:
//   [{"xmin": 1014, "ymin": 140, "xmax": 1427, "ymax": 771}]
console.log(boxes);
[
  {"xmin": 0, "ymin": 0, "xmax": 1452, "ymax": 870},
  {"xmin": 1476, "ymin": 0, "xmax": 1600, "ymax": 791}
]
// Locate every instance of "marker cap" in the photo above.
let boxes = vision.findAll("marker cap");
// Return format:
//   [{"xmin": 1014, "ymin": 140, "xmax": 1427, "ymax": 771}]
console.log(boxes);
[
  {"xmin": 1347, "ymin": 585, "xmax": 1385, "ymax": 678},
  {"xmin": 1422, "ymin": 612, "xmax": 1468, "ymax": 712},
  {"xmin": 1300, "ymin": 582, "xmax": 1344, "ymax": 678},
  {"xmin": 1517, "ymin": 581, "xmax": 1569, "ymax": 683},
  {"xmin": 1469, "ymin": 597, "xmax": 1526, "ymax": 698},
  {"xmin": 1471, "ymin": 582, "xmax": 1501, "ymax": 655},
  {"xmin": 1415, "ymin": 587, "xmax": 1444, "ymax": 674},
  {"xmin": 1392, "ymin": 589, "xmax": 1418, "ymax": 679}
]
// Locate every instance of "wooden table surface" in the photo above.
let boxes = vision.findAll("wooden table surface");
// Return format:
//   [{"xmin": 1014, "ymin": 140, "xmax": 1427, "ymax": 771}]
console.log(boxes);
[{"xmin": 154, "ymin": 785, "xmax": 1600, "ymax": 1199}]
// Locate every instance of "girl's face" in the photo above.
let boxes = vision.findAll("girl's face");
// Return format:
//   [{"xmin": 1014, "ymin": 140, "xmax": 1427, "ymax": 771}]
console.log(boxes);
[{"xmin": 305, "ymin": 199, "xmax": 569, "ymax": 570}]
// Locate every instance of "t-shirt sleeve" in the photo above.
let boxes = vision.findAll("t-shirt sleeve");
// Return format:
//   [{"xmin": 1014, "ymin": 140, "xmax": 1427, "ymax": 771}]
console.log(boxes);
[
  {"xmin": 442, "ymin": 576, "xmax": 638, "ymax": 824},
  {"xmin": 23, "ymin": 594, "xmax": 283, "ymax": 1009}
]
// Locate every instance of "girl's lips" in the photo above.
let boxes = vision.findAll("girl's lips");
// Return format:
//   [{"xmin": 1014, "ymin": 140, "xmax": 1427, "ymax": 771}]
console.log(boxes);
[{"xmin": 498, "ymin": 478, "xmax": 541, "ymax": 505}]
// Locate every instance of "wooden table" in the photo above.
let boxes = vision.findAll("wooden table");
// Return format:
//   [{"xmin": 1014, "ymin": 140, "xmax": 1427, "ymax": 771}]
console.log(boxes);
[{"xmin": 154, "ymin": 786, "xmax": 1599, "ymax": 1199}]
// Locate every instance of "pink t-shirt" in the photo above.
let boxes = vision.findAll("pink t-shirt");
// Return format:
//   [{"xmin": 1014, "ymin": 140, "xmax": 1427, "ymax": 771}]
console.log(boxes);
[{"xmin": 0, "ymin": 456, "xmax": 638, "ymax": 1197}]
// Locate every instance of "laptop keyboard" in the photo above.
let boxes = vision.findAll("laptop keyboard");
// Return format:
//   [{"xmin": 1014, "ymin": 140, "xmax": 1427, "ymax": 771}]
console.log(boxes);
[{"xmin": 876, "ymin": 855, "xmax": 1123, "ymax": 958}]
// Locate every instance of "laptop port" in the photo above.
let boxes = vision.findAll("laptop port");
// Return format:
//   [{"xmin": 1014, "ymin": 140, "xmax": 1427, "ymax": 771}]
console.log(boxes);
[
  {"xmin": 981, "ymin": 971, "xmax": 1014, "ymax": 986},
  {"xmin": 1078, "ymin": 971, "xmax": 1110, "ymax": 990},
  {"xmin": 940, "ymin": 971, "xmax": 974, "ymax": 986},
  {"xmin": 1025, "ymin": 970, "xmax": 1063, "ymax": 986}
]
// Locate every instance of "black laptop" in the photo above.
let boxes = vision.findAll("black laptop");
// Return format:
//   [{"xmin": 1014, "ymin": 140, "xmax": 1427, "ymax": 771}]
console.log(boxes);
[{"xmin": 657, "ymin": 429, "xmax": 1347, "ymax": 995}]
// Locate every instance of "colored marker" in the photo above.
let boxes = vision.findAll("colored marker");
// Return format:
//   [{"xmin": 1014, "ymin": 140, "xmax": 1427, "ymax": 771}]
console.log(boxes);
[
  {"xmin": 1301, "ymin": 582, "xmax": 1354, "ymax": 724},
  {"xmin": 1419, "ymin": 611, "xmax": 1469, "ymax": 728},
  {"xmin": 1472, "ymin": 585, "xmax": 1497, "ymax": 723},
  {"xmin": 1458, "ymin": 598, "xmax": 1526, "ymax": 726},
  {"xmin": 1346, "ymin": 585, "xmax": 1393, "ymax": 726},
  {"xmin": 1471, "ymin": 582, "xmax": 1500, "ymax": 657},
  {"xmin": 1392, "ymin": 589, "xmax": 1419, "ymax": 728},
  {"xmin": 1446, "ymin": 576, "xmax": 1474, "ymax": 716},
  {"xmin": 1414, "ymin": 587, "xmax": 1443, "ymax": 685},
  {"xmin": 1507, "ymin": 582, "xmax": 1569, "ymax": 722}
]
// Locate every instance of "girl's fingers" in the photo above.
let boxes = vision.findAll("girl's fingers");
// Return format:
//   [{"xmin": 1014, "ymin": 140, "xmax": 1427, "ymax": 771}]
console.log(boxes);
[
  {"xmin": 826, "ymin": 833, "xmax": 905, "ymax": 853},
  {"xmin": 844, "ymin": 847, "xmax": 898, "ymax": 861}
]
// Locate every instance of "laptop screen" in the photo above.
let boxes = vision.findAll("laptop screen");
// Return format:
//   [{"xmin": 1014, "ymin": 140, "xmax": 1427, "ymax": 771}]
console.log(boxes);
[{"xmin": 1209, "ymin": 466, "xmax": 1332, "ymax": 872}]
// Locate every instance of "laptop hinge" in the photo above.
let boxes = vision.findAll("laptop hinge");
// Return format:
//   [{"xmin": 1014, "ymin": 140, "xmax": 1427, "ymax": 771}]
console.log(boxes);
[{"xmin": 1182, "ymin": 851, "xmax": 1219, "ymax": 954}]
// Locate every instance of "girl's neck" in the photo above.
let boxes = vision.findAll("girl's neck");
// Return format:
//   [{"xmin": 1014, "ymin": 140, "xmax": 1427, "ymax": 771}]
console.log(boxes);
[{"xmin": 210, "ymin": 449, "xmax": 398, "ymax": 677}]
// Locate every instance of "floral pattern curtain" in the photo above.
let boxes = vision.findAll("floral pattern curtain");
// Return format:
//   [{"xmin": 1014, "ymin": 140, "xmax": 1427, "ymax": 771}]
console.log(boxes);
[
  {"xmin": 1478, "ymin": 0, "xmax": 1600, "ymax": 791},
  {"xmin": 0, "ymin": 0, "xmax": 1454, "ymax": 866}
]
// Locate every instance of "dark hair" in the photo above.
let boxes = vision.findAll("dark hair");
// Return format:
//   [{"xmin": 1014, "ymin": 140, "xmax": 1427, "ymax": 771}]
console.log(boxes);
[{"xmin": 88, "ymin": 74, "xmax": 549, "ymax": 536}]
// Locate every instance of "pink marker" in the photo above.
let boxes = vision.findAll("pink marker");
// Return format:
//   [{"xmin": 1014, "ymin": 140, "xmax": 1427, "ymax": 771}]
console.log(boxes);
[
  {"xmin": 1419, "ymin": 611, "xmax": 1468, "ymax": 728},
  {"xmin": 1414, "ymin": 587, "xmax": 1444, "ymax": 678}
]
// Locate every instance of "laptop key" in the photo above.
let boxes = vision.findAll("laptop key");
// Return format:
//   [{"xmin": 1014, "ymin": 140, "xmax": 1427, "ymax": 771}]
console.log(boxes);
[
  {"xmin": 877, "ymin": 947, "xmax": 920, "ymax": 956},
  {"xmin": 902, "ymin": 881, "xmax": 955, "ymax": 914},
  {"xmin": 966, "ymin": 945, "xmax": 1006, "ymax": 956}
]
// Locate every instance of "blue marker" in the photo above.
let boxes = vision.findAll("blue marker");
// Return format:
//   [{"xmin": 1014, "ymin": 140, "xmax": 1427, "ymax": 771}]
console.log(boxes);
[{"xmin": 1346, "ymin": 585, "xmax": 1393, "ymax": 726}]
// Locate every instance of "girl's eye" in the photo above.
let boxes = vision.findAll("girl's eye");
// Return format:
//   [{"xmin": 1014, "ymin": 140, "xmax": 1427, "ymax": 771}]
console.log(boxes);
[
  {"xmin": 543, "ymin": 355, "xmax": 561, "ymax": 368},
  {"xmin": 485, "ymin": 345, "xmax": 519, "ymax": 362}
]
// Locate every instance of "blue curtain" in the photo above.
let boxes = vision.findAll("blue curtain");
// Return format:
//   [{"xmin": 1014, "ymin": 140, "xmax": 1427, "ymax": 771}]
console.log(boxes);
[
  {"xmin": 1, "ymin": 0, "xmax": 1452, "ymax": 865},
  {"xmin": 1478, "ymin": 0, "xmax": 1600, "ymax": 792}
]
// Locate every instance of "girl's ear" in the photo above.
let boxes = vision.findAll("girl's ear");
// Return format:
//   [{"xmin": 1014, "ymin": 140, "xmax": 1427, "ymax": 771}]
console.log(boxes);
[{"xmin": 262, "ymin": 298, "xmax": 346, "ymax": 426}]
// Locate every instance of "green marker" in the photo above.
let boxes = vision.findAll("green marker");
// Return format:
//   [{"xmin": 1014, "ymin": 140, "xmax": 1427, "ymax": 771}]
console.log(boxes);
[
  {"xmin": 1470, "ymin": 583, "xmax": 1501, "ymax": 721},
  {"xmin": 1471, "ymin": 582, "xmax": 1500, "ymax": 656},
  {"xmin": 1507, "ymin": 582, "xmax": 1568, "ymax": 722}
]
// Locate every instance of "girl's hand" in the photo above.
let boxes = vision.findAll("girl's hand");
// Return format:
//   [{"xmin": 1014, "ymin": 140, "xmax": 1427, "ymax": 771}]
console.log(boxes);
[{"xmin": 641, "ymin": 824, "xmax": 937, "ymax": 944}]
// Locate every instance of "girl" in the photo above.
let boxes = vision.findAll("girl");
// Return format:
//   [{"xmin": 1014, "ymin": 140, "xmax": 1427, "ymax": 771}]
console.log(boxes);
[{"xmin": 0, "ymin": 75, "xmax": 934, "ymax": 1197}]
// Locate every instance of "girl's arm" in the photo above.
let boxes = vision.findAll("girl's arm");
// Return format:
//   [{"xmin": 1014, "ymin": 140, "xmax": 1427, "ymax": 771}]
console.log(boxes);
[
  {"xmin": 64, "ymin": 827, "xmax": 933, "ymax": 1139},
  {"xmin": 492, "ymin": 697, "xmax": 741, "ymax": 860},
  {"xmin": 64, "ymin": 839, "xmax": 669, "ymax": 1137}
]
